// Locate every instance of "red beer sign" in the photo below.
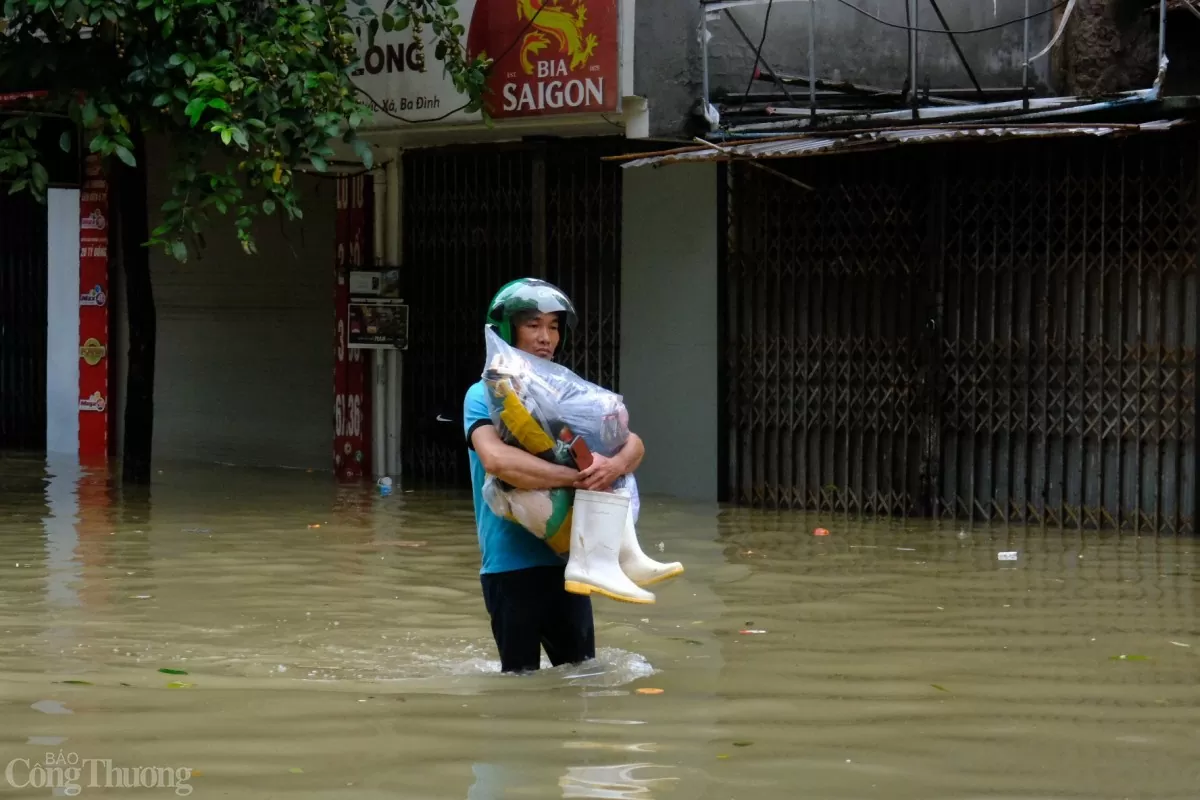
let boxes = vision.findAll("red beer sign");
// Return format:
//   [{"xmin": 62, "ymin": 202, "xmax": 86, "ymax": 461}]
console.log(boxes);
[{"xmin": 467, "ymin": 0, "xmax": 619, "ymax": 119}]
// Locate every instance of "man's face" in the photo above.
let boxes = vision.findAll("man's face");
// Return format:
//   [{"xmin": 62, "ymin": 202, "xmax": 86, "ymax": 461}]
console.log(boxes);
[{"xmin": 513, "ymin": 312, "xmax": 560, "ymax": 360}]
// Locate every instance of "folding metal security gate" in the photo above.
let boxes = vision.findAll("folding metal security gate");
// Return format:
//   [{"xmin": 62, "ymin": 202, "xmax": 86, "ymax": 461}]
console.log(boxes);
[
  {"xmin": 400, "ymin": 138, "xmax": 624, "ymax": 486},
  {"xmin": 0, "ymin": 192, "xmax": 48, "ymax": 451},
  {"xmin": 725, "ymin": 132, "xmax": 1198, "ymax": 534}
]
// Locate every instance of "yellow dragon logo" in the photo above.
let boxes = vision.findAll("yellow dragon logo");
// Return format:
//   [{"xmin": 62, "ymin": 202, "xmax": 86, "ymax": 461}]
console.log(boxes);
[{"xmin": 517, "ymin": 0, "xmax": 599, "ymax": 76}]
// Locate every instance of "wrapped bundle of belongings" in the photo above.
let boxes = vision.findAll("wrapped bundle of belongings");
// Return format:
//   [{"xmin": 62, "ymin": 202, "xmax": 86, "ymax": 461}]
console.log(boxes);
[{"xmin": 481, "ymin": 326, "xmax": 683, "ymax": 604}]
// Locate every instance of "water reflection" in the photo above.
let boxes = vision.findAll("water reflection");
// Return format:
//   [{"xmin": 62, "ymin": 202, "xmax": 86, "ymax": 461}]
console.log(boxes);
[
  {"xmin": 42, "ymin": 455, "xmax": 84, "ymax": 609},
  {"xmin": 0, "ymin": 454, "xmax": 1196, "ymax": 798},
  {"xmin": 558, "ymin": 763, "xmax": 678, "ymax": 799},
  {"xmin": 467, "ymin": 760, "xmax": 682, "ymax": 800}
]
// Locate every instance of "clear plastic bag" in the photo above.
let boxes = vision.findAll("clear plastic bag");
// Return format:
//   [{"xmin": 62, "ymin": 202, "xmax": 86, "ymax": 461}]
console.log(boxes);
[{"xmin": 481, "ymin": 327, "xmax": 640, "ymax": 546}]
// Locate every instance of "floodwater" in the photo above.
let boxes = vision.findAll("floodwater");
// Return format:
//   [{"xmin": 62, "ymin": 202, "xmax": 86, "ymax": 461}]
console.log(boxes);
[{"xmin": 0, "ymin": 453, "xmax": 1197, "ymax": 799}]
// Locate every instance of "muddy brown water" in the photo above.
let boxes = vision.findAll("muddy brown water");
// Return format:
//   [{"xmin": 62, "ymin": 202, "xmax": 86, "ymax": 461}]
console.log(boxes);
[{"xmin": 0, "ymin": 453, "xmax": 1197, "ymax": 798}]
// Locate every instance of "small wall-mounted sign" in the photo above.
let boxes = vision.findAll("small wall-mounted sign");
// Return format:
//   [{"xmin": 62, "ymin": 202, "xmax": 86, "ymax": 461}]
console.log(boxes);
[
  {"xmin": 79, "ymin": 338, "xmax": 106, "ymax": 366},
  {"xmin": 349, "ymin": 269, "xmax": 401, "ymax": 298},
  {"xmin": 348, "ymin": 298, "xmax": 409, "ymax": 350}
]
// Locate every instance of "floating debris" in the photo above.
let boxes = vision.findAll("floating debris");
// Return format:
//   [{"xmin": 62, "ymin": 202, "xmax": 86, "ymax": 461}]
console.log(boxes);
[
  {"xmin": 31, "ymin": 700, "xmax": 72, "ymax": 715},
  {"xmin": 635, "ymin": 688, "xmax": 664, "ymax": 695},
  {"xmin": 813, "ymin": 528, "xmax": 830, "ymax": 536},
  {"xmin": 739, "ymin": 629, "xmax": 767, "ymax": 635},
  {"xmin": 158, "ymin": 668, "xmax": 188, "ymax": 675}
]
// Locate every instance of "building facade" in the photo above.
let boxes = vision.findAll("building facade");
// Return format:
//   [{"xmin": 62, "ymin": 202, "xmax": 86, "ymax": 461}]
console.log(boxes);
[{"xmin": 11, "ymin": 0, "xmax": 1198, "ymax": 533}]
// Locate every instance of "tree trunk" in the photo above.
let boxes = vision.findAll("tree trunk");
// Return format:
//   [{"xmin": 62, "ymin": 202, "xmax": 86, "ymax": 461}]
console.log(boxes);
[{"xmin": 119, "ymin": 130, "xmax": 155, "ymax": 484}]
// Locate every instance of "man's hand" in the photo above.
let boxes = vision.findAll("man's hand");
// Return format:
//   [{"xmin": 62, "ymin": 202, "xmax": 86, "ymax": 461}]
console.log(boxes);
[
  {"xmin": 573, "ymin": 433, "xmax": 645, "ymax": 491},
  {"xmin": 574, "ymin": 453, "xmax": 624, "ymax": 491}
]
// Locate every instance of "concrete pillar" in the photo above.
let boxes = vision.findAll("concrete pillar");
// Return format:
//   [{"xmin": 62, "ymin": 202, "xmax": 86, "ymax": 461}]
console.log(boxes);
[
  {"xmin": 619, "ymin": 163, "xmax": 720, "ymax": 501},
  {"xmin": 45, "ymin": 188, "xmax": 81, "ymax": 456}
]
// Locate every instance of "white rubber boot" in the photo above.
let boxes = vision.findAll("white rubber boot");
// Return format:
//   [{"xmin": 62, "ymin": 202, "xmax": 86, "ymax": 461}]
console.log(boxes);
[
  {"xmin": 613, "ymin": 487, "xmax": 684, "ymax": 587},
  {"xmin": 619, "ymin": 509, "xmax": 684, "ymax": 588},
  {"xmin": 564, "ymin": 490, "xmax": 655, "ymax": 604}
]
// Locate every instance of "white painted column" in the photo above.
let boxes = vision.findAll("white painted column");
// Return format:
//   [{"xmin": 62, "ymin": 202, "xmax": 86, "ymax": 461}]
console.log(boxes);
[{"xmin": 45, "ymin": 188, "xmax": 81, "ymax": 456}]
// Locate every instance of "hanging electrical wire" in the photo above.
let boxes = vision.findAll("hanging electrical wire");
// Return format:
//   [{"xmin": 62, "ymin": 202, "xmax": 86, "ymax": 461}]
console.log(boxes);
[
  {"xmin": 904, "ymin": 0, "xmax": 912, "ymax": 99},
  {"xmin": 1026, "ymin": 0, "xmax": 1076, "ymax": 63},
  {"xmin": 737, "ymin": 0, "xmax": 776, "ymax": 111},
  {"xmin": 702, "ymin": 0, "xmax": 1074, "ymax": 35},
  {"xmin": 833, "ymin": 0, "xmax": 1070, "ymax": 34}
]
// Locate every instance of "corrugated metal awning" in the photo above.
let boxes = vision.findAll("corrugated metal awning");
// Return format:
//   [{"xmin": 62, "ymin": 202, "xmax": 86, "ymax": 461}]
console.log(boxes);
[{"xmin": 615, "ymin": 120, "xmax": 1189, "ymax": 169}]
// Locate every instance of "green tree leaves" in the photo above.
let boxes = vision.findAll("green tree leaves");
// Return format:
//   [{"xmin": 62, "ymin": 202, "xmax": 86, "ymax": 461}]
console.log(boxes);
[{"xmin": 0, "ymin": 0, "xmax": 488, "ymax": 261}]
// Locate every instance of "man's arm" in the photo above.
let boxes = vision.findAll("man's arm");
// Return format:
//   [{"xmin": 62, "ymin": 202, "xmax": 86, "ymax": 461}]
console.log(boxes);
[
  {"xmin": 471, "ymin": 424, "xmax": 580, "ymax": 490},
  {"xmin": 575, "ymin": 432, "xmax": 645, "ymax": 491},
  {"xmin": 613, "ymin": 432, "xmax": 645, "ymax": 474}
]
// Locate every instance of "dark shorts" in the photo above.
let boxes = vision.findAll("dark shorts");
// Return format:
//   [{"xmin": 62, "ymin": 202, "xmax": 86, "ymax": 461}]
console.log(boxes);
[{"xmin": 480, "ymin": 565, "xmax": 595, "ymax": 673}]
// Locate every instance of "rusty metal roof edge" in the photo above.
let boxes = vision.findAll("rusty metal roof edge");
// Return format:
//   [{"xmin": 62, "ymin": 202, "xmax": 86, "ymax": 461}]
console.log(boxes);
[{"xmin": 616, "ymin": 120, "xmax": 1192, "ymax": 169}]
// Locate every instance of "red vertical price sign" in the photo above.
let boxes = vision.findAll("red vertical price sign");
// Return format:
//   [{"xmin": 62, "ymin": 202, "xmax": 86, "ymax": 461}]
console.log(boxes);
[
  {"xmin": 78, "ymin": 154, "xmax": 110, "ymax": 463},
  {"xmin": 333, "ymin": 174, "xmax": 371, "ymax": 480}
]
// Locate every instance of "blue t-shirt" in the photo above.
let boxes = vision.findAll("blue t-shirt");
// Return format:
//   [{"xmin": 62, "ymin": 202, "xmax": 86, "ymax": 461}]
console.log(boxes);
[{"xmin": 463, "ymin": 381, "xmax": 566, "ymax": 575}]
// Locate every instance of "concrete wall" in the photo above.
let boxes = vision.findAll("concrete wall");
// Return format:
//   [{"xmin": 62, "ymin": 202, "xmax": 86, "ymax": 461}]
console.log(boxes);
[
  {"xmin": 634, "ymin": 0, "xmax": 705, "ymax": 138},
  {"xmin": 142, "ymin": 139, "xmax": 338, "ymax": 470},
  {"xmin": 619, "ymin": 162, "xmax": 720, "ymax": 501},
  {"xmin": 635, "ymin": 0, "xmax": 1055, "ymax": 138},
  {"xmin": 1061, "ymin": 0, "xmax": 1161, "ymax": 96}
]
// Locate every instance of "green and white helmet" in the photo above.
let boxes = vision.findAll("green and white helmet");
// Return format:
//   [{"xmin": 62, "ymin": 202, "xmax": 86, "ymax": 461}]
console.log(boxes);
[{"xmin": 485, "ymin": 278, "xmax": 577, "ymax": 345}]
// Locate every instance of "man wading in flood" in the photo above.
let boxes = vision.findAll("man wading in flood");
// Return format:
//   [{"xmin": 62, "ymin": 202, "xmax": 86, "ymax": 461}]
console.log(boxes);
[{"xmin": 463, "ymin": 278, "xmax": 645, "ymax": 673}]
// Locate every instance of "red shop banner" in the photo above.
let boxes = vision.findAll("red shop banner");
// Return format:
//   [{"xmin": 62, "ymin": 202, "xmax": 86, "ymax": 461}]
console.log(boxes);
[
  {"xmin": 466, "ymin": 0, "xmax": 620, "ymax": 119},
  {"xmin": 333, "ymin": 174, "xmax": 372, "ymax": 480},
  {"xmin": 78, "ymin": 154, "xmax": 110, "ymax": 464}
]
